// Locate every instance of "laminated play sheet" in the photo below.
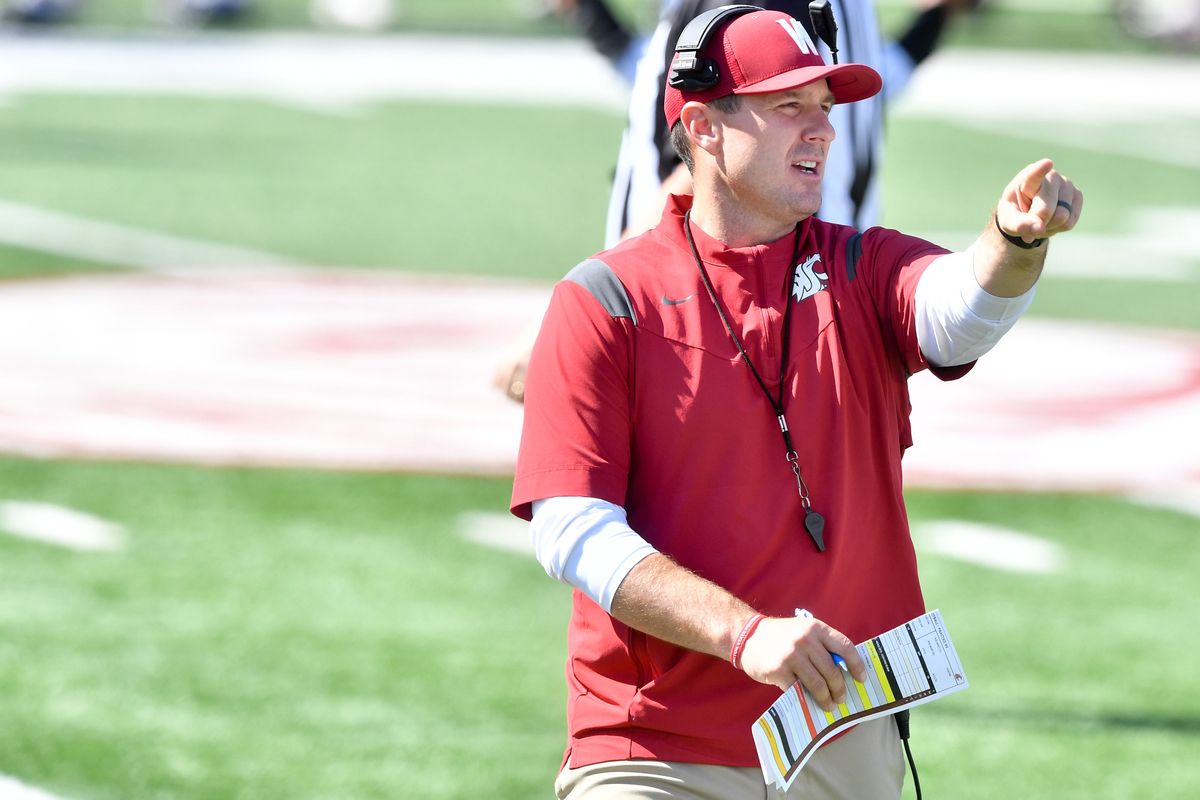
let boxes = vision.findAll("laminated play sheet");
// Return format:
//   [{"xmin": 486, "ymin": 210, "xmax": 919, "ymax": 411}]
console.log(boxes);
[{"xmin": 752, "ymin": 609, "xmax": 969, "ymax": 790}]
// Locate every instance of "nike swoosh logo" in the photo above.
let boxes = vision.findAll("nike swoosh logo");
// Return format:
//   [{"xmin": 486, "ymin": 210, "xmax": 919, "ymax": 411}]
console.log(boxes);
[{"xmin": 661, "ymin": 293, "xmax": 696, "ymax": 306}]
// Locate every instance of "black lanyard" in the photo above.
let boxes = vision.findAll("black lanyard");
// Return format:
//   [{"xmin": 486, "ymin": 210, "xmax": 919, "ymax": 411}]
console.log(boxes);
[{"xmin": 683, "ymin": 210, "xmax": 827, "ymax": 552}]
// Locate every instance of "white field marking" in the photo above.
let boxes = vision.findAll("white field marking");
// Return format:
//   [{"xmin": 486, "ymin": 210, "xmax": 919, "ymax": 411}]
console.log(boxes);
[
  {"xmin": 1, "ymin": 32, "xmax": 1195, "ymax": 123},
  {"xmin": 916, "ymin": 206, "xmax": 1200, "ymax": 282},
  {"xmin": 1126, "ymin": 489, "xmax": 1200, "ymax": 520},
  {"xmin": 913, "ymin": 520, "xmax": 1066, "ymax": 574},
  {"xmin": 946, "ymin": 115, "xmax": 1200, "ymax": 171},
  {"xmin": 0, "ymin": 501, "xmax": 126, "ymax": 551},
  {"xmin": 999, "ymin": 0, "xmax": 1107, "ymax": 11},
  {"xmin": 877, "ymin": 0, "xmax": 1107, "ymax": 12},
  {"xmin": 0, "ymin": 199, "xmax": 305, "ymax": 274},
  {"xmin": 457, "ymin": 510, "xmax": 530, "ymax": 556},
  {"xmin": 0, "ymin": 775, "xmax": 70, "ymax": 800},
  {"xmin": 895, "ymin": 50, "xmax": 1200, "ymax": 124},
  {"xmin": 0, "ymin": 31, "xmax": 629, "ymax": 115},
  {"xmin": 7, "ymin": 193, "xmax": 1192, "ymax": 286}
]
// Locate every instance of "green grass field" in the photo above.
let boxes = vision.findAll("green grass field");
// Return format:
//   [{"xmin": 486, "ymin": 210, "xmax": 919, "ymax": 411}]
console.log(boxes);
[
  {"xmin": 2, "ymin": 462, "xmax": 1197, "ymax": 799},
  {"xmin": 0, "ymin": 2, "xmax": 1198, "ymax": 798}
]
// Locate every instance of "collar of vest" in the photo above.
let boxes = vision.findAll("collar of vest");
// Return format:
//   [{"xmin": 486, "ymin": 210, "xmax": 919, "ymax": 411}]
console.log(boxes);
[{"xmin": 660, "ymin": 194, "xmax": 812, "ymax": 272}]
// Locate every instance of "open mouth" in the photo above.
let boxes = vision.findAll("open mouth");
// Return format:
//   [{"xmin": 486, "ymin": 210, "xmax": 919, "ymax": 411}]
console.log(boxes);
[{"xmin": 793, "ymin": 160, "xmax": 819, "ymax": 175}]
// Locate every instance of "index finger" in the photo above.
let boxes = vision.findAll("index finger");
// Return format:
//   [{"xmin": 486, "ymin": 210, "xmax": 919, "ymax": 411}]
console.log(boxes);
[
  {"xmin": 811, "ymin": 622, "xmax": 867, "ymax": 684},
  {"xmin": 831, "ymin": 642, "xmax": 868, "ymax": 686},
  {"xmin": 1016, "ymin": 158, "xmax": 1055, "ymax": 209}
]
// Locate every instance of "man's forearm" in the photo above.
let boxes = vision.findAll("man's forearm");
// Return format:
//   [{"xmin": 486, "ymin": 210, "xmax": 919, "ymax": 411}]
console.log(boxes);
[
  {"xmin": 609, "ymin": 553, "xmax": 755, "ymax": 663},
  {"xmin": 609, "ymin": 553, "xmax": 867, "ymax": 707}
]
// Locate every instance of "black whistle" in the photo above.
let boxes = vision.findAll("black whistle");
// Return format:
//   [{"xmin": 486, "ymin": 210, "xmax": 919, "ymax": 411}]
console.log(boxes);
[{"xmin": 804, "ymin": 509, "xmax": 826, "ymax": 552}]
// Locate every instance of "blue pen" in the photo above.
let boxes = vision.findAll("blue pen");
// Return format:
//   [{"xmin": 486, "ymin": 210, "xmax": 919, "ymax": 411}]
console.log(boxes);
[{"xmin": 797, "ymin": 609, "xmax": 850, "ymax": 673}]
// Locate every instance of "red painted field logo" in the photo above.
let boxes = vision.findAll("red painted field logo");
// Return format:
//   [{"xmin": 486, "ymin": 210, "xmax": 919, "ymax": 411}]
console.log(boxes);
[{"xmin": 0, "ymin": 270, "xmax": 1196, "ymax": 502}]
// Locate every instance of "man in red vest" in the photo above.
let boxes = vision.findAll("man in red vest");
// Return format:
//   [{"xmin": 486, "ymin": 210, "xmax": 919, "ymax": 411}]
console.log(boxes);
[{"xmin": 512, "ymin": 7, "xmax": 1081, "ymax": 798}]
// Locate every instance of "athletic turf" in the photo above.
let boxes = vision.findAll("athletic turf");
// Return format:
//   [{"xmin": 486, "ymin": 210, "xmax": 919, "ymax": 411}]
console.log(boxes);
[
  {"xmin": 1, "ymin": 460, "xmax": 1196, "ymax": 799},
  {"xmin": 0, "ymin": 4, "xmax": 1197, "ymax": 798}
]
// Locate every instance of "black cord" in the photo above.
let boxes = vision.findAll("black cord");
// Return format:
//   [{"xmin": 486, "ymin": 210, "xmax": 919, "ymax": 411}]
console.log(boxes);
[
  {"xmin": 903, "ymin": 738, "xmax": 922, "ymax": 800},
  {"xmin": 895, "ymin": 710, "xmax": 922, "ymax": 800},
  {"xmin": 681, "ymin": 211, "xmax": 828, "ymax": 552}
]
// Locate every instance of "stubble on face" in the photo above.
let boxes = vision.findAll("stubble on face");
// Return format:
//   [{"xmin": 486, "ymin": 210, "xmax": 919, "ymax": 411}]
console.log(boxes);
[{"xmin": 709, "ymin": 83, "xmax": 836, "ymax": 240}]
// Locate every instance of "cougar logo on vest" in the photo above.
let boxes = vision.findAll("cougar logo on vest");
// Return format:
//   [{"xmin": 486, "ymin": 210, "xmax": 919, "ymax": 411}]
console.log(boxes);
[{"xmin": 792, "ymin": 254, "xmax": 829, "ymax": 302}]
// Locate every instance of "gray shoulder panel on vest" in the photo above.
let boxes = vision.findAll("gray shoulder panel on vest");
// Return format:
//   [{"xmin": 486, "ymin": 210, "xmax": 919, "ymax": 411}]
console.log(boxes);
[
  {"xmin": 565, "ymin": 258, "xmax": 638, "ymax": 325},
  {"xmin": 845, "ymin": 232, "xmax": 863, "ymax": 282}
]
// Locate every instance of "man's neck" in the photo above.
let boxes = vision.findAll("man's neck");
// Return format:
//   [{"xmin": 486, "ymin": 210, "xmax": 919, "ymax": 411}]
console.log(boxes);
[{"xmin": 688, "ymin": 192, "xmax": 806, "ymax": 249}]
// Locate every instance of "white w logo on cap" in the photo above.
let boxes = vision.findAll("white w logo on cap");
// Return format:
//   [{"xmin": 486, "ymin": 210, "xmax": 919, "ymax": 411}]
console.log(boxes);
[{"xmin": 776, "ymin": 18, "xmax": 818, "ymax": 55}]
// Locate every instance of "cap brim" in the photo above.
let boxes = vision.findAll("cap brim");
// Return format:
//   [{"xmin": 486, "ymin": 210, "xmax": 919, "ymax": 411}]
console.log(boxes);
[{"xmin": 733, "ymin": 63, "xmax": 882, "ymax": 104}]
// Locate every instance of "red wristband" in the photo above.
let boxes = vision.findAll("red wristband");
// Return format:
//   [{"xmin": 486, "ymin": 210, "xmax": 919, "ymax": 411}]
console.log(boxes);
[{"xmin": 729, "ymin": 613, "xmax": 766, "ymax": 671}]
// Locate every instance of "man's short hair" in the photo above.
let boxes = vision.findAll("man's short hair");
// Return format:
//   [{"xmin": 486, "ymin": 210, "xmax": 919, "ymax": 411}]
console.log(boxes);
[{"xmin": 670, "ymin": 94, "xmax": 743, "ymax": 173}]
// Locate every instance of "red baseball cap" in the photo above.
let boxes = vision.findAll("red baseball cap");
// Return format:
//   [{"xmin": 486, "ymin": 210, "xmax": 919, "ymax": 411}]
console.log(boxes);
[{"xmin": 663, "ymin": 8, "xmax": 882, "ymax": 128}]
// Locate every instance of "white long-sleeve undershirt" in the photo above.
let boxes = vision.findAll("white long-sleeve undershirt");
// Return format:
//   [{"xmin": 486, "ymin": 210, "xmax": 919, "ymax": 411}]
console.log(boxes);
[
  {"xmin": 914, "ymin": 247, "xmax": 1036, "ymax": 367},
  {"xmin": 530, "ymin": 497, "xmax": 657, "ymax": 611},
  {"xmin": 530, "ymin": 250, "xmax": 1037, "ymax": 611}
]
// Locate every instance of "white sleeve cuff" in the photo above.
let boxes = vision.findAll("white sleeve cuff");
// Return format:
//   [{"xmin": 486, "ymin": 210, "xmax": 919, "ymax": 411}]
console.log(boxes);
[
  {"xmin": 530, "ymin": 497, "xmax": 658, "ymax": 612},
  {"xmin": 916, "ymin": 248, "xmax": 1036, "ymax": 367}
]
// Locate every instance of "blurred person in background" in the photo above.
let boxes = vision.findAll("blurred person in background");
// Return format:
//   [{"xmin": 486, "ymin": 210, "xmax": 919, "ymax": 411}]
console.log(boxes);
[
  {"xmin": 1, "ymin": 0, "xmax": 251, "ymax": 25},
  {"xmin": 0, "ymin": 0, "xmax": 407, "ymax": 34},
  {"xmin": 1116, "ymin": 0, "xmax": 1200, "ymax": 50},
  {"xmin": 545, "ymin": 0, "xmax": 647, "ymax": 83},
  {"xmin": 1, "ymin": 0, "xmax": 77, "ymax": 22},
  {"xmin": 497, "ymin": 0, "xmax": 985, "ymax": 402},
  {"xmin": 607, "ymin": 0, "xmax": 984, "ymax": 243}
]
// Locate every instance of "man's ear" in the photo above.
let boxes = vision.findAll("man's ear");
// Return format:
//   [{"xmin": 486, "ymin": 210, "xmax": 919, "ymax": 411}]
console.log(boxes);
[{"xmin": 681, "ymin": 102, "xmax": 721, "ymax": 158}]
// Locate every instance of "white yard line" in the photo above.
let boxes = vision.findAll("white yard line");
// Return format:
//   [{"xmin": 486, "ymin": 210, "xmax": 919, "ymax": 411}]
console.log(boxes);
[
  {"xmin": 0, "ymin": 501, "xmax": 125, "ymax": 551},
  {"xmin": 913, "ymin": 520, "xmax": 1066, "ymax": 574},
  {"xmin": 894, "ymin": 49, "xmax": 1200, "ymax": 123},
  {"xmin": 461, "ymin": 511, "xmax": 1073, "ymax": 575},
  {"xmin": 458, "ymin": 510, "xmax": 530, "ymax": 556},
  {"xmin": 877, "ymin": 0, "xmax": 1108, "ymax": 11},
  {"xmin": 915, "ymin": 205, "xmax": 1200, "ymax": 282},
  {"xmin": 0, "ymin": 200, "xmax": 304, "ymax": 274},
  {"xmin": 1127, "ymin": 489, "xmax": 1200, "ymax": 520},
  {"xmin": 0, "ymin": 31, "xmax": 629, "ymax": 115},
  {"xmin": 1, "ymin": 31, "xmax": 1196, "ymax": 124},
  {"xmin": 0, "ymin": 774, "xmax": 71, "ymax": 800},
  {"xmin": 945, "ymin": 116, "xmax": 1200, "ymax": 171},
  {"xmin": 2, "ymin": 194, "xmax": 1189, "ymax": 281}
]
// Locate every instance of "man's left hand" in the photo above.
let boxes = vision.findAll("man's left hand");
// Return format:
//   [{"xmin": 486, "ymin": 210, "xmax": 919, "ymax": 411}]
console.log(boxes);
[{"xmin": 996, "ymin": 158, "xmax": 1083, "ymax": 245}]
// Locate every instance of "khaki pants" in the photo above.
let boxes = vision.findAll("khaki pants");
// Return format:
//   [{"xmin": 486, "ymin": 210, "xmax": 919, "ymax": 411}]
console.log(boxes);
[{"xmin": 555, "ymin": 718, "xmax": 904, "ymax": 799}]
